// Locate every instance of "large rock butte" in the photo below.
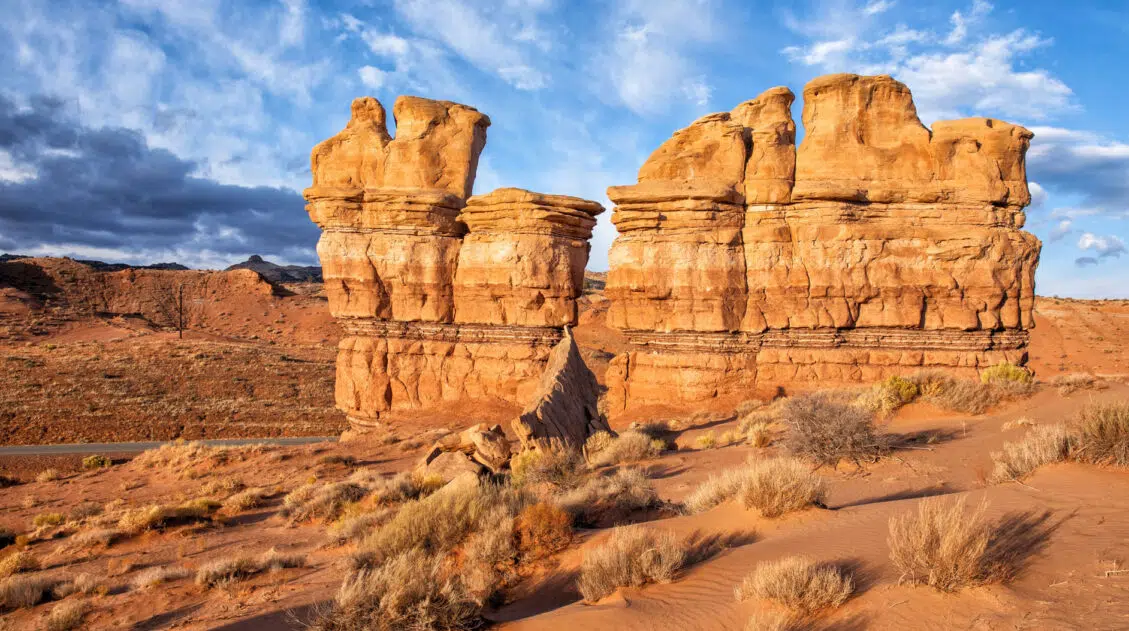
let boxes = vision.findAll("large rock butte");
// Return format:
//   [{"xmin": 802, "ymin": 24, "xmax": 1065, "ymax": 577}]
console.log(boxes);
[
  {"xmin": 304, "ymin": 96, "xmax": 604, "ymax": 427},
  {"xmin": 605, "ymin": 73, "xmax": 1041, "ymax": 416}
]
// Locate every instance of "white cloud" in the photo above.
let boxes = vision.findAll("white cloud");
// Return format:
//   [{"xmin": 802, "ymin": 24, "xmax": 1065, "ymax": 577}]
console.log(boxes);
[
  {"xmin": 1078, "ymin": 232, "xmax": 1126, "ymax": 259},
  {"xmin": 1028, "ymin": 181, "xmax": 1048, "ymax": 208},
  {"xmin": 944, "ymin": 0, "xmax": 992, "ymax": 46},
  {"xmin": 863, "ymin": 0, "xmax": 896, "ymax": 16},
  {"xmin": 0, "ymin": 148, "xmax": 37, "ymax": 183},
  {"xmin": 1048, "ymin": 219, "xmax": 1072, "ymax": 242},
  {"xmin": 358, "ymin": 65, "xmax": 385, "ymax": 90}
]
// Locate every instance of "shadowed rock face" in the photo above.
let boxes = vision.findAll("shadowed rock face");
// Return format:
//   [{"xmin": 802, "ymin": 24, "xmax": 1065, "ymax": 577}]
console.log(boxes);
[
  {"xmin": 304, "ymin": 97, "xmax": 603, "ymax": 428},
  {"xmin": 606, "ymin": 73, "xmax": 1041, "ymax": 416}
]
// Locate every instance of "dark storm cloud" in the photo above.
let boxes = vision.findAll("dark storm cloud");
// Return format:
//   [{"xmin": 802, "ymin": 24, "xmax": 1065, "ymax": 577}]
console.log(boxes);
[
  {"xmin": 0, "ymin": 94, "xmax": 318, "ymax": 265},
  {"xmin": 1027, "ymin": 128, "xmax": 1129, "ymax": 217}
]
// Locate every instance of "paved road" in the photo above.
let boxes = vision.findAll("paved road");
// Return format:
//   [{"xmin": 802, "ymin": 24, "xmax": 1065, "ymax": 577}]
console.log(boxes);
[{"xmin": 0, "ymin": 436, "xmax": 337, "ymax": 456}]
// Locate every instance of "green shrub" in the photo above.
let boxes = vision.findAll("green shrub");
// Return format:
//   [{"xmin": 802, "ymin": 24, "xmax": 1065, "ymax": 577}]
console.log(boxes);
[{"xmin": 980, "ymin": 362, "xmax": 1033, "ymax": 385}]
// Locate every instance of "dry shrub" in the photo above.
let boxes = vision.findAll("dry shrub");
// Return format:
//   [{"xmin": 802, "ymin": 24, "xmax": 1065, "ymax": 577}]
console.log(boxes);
[
  {"xmin": 735, "ymin": 556, "xmax": 854, "ymax": 613},
  {"xmin": 45, "ymin": 598, "xmax": 91, "ymax": 631},
  {"xmin": 510, "ymin": 447, "xmax": 585, "ymax": 489},
  {"xmin": 195, "ymin": 555, "xmax": 261, "ymax": 588},
  {"xmin": 0, "ymin": 550, "xmax": 38, "ymax": 577},
  {"xmin": 1050, "ymin": 373, "xmax": 1103, "ymax": 396},
  {"xmin": 130, "ymin": 565, "xmax": 191, "ymax": 590},
  {"xmin": 781, "ymin": 394, "xmax": 892, "ymax": 467},
  {"xmin": 347, "ymin": 470, "xmax": 430, "ymax": 505},
  {"xmin": 223, "ymin": 487, "xmax": 271, "ymax": 513},
  {"xmin": 327, "ymin": 509, "xmax": 392, "ymax": 545},
  {"xmin": 886, "ymin": 496, "xmax": 1056, "ymax": 591},
  {"xmin": 283, "ymin": 482, "xmax": 368, "ymax": 523},
  {"xmin": 990, "ymin": 424, "xmax": 1071, "ymax": 483},
  {"xmin": 577, "ymin": 525, "xmax": 687, "ymax": 603},
  {"xmin": 980, "ymin": 362, "xmax": 1033, "ymax": 386},
  {"xmin": 68, "ymin": 501, "xmax": 103, "ymax": 522},
  {"xmin": 354, "ymin": 475, "xmax": 531, "ymax": 570},
  {"xmin": 133, "ymin": 440, "xmax": 270, "ymax": 477},
  {"xmin": 584, "ymin": 430, "xmax": 616, "ymax": 457},
  {"xmin": 81, "ymin": 455, "xmax": 111, "ymax": 471},
  {"xmin": 514, "ymin": 502, "xmax": 572, "ymax": 560},
  {"xmin": 743, "ymin": 610, "xmax": 804, "ymax": 631},
  {"xmin": 199, "ymin": 476, "xmax": 245, "ymax": 498},
  {"xmin": 590, "ymin": 431, "xmax": 663, "ymax": 467},
  {"xmin": 56, "ymin": 572, "xmax": 106, "ymax": 597},
  {"xmin": 312, "ymin": 548, "xmax": 483, "ymax": 631},
  {"xmin": 1073, "ymin": 401, "xmax": 1129, "ymax": 466},
  {"xmin": 33, "ymin": 512, "xmax": 66, "ymax": 528},
  {"xmin": 683, "ymin": 457, "xmax": 826, "ymax": 518},
  {"xmin": 0, "ymin": 572, "xmax": 66, "ymax": 609},
  {"xmin": 906, "ymin": 370, "xmax": 1032, "ymax": 415},
  {"xmin": 258, "ymin": 548, "xmax": 307, "ymax": 572},
  {"xmin": 69, "ymin": 527, "xmax": 121, "ymax": 549},
  {"xmin": 116, "ymin": 501, "xmax": 217, "ymax": 534},
  {"xmin": 36, "ymin": 469, "xmax": 61, "ymax": 483},
  {"xmin": 695, "ymin": 431, "xmax": 718, "ymax": 450},
  {"xmin": 855, "ymin": 375, "xmax": 920, "ymax": 417},
  {"xmin": 555, "ymin": 468, "xmax": 659, "ymax": 526}
]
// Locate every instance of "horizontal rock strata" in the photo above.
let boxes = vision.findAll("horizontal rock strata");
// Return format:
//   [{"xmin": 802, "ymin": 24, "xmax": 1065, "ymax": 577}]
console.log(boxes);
[
  {"xmin": 305, "ymin": 97, "xmax": 602, "ymax": 427},
  {"xmin": 606, "ymin": 73, "xmax": 1041, "ymax": 415}
]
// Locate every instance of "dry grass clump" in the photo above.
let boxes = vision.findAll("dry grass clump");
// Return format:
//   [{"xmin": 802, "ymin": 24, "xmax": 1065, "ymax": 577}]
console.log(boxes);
[
  {"xmin": 130, "ymin": 565, "xmax": 191, "ymax": 590},
  {"xmin": 312, "ymin": 548, "xmax": 483, "ymax": 631},
  {"xmin": 1073, "ymin": 401, "xmax": 1129, "ymax": 466},
  {"xmin": 81, "ymin": 455, "xmax": 112, "ymax": 470},
  {"xmin": 885, "ymin": 496, "xmax": 1055, "ymax": 591},
  {"xmin": 855, "ymin": 375, "xmax": 920, "ymax": 417},
  {"xmin": 69, "ymin": 527, "xmax": 121, "ymax": 549},
  {"xmin": 577, "ymin": 525, "xmax": 687, "ymax": 603},
  {"xmin": 683, "ymin": 457, "xmax": 826, "ymax": 518},
  {"xmin": 510, "ymin": 447, "xmax": 585, "ymax": 489},
  {"xmin": 36, "ymin": 469, "xmax": 61, "ymax": 483},
  {"xmin": 695, "ymin": 431, "xmax": 718, "ymax": 450},
  {"xmin": 590, "ymin": 431, "xmax": 664, "ymax": 467},
  {"xmin": 45, "ymin": 598, "xmax": 91, "ymax": 631},
  {"xmin": 33, "ymin": 512, "xmax": 66, "ymax": 528},
  {"xmin": 354, "ymin": 475, "xmax": 531, "ymax": 569},
  {"xmin": 55, "ymin": 572, "xmax": 106, "ymax": 597},
  {"xmin": 195, "ymin": 548, "xmax": 306, "ymax": 588},
  {"xmin": 584, "ymin": 430, "xmax": 616, "ymax": 457},
  {"xmin": 555, "ymin": 468, "xmax": 659, "ymax": 526},
  {"xmin": 735, "ymin": 556, "xmax": 854, "ymax": 613},
  {"xmin": 0, "ymin": 571, "xmax": 68, "ymax": 609},
  {"xmin": 116, "ymin": 500, "xmax": 218, "ymax": 534},
  {"xmin": 223, "ymin": 487, "xmax": 271, "ymax": 513},
  {"xmin": 906, "ymin": 369, "xmax": 1034, "ymax": 415},
  {"xmin": 514, "ymin": 502, "xmax": 573, "ymax": 560},
  {"xmin": 282, "ymin": 482, "xmax": 367, "ymax": 523},
  {"xmin": 980, "ymin": 361, "xmax": 1033, "ymax": 386},
  {"xmin": 0, "ymin": 550, "xmax": 39, "ymax": 577},
  {"xmin": 781, "ymin": 394, "xmax": 892, "ymax": 467},
  {"xmin": 199, "ymin": 476, "xmax": 245, "ymax": 497},
  {"xmin": 990, "ymin": 424, "xmax": 1071, "ymax": 483},
  {"xmin": 1050, "ymin": 372, "xmax": 1104, "ymax": 396}
]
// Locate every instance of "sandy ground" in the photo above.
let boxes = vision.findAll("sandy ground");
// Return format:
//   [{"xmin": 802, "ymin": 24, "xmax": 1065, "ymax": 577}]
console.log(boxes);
[{"xmin": 3, "ymin": 269, "xmax": 1129, "ymax": 629}]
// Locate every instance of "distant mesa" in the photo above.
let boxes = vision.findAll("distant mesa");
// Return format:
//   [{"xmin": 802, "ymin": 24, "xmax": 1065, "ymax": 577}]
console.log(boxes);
[{"xmin": 224, "ymin": 255, "xmax": 323, "ymax": 284}]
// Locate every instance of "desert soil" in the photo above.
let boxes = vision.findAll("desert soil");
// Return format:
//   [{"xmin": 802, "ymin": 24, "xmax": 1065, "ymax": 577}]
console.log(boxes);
[{"xmin": 2, "ymin": 268, "xmax": 1129, "ymax": 630}]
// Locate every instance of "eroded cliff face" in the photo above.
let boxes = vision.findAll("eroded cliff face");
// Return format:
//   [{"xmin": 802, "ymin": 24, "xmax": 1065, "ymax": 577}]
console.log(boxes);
[
  {"xmin": 305, "ymin": 97, "xmax": 603, "ymax": 427},
  {"xmin": 606, "ymin": 73, "xmax": 1041, "ymax": 416}
]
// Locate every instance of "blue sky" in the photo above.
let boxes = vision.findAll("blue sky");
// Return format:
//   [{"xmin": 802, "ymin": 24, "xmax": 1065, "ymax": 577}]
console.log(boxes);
[{"xmin": 1, "ymin": 0, "xmax": 1127, "ymax": 298}]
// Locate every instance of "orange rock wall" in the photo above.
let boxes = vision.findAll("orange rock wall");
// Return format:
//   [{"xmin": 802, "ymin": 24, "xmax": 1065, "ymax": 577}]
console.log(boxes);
[
  {"xmin": 606, "ymin": 74, "xmax": 1041, "ymax": 415},
  {"xmin": 305, "ymin": 98, "xmax": 602, "ymax": 427}
]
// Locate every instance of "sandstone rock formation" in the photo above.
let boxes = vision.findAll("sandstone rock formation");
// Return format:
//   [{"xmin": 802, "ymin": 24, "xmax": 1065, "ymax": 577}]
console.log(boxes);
[
  {"xmin": 305, "ymin": 97, "xmax": 603, "ymax": 428},
  {"xmin": 512, "ymin": 327, "xmax": 611, "ymax": 450},
  {"xmin": 606, "ymin": 73, "xmax": 1041, "ymax": 415},
  {"xmin": 419, "ymin": 423, "xmax": 511, "ymax": 475}
]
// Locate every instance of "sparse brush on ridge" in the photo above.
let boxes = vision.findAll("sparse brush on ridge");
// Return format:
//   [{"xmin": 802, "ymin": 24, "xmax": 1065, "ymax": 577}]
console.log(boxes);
[
  {"xmin": 0, "ymin": 572, "xmax": 69, "ymax": 609},
  {"xmin": 576, "ymin": 525, "xmax": 687, "ymax": 603},
  {"xmin": 195, "ymin": 548, "xmax": 306, "ymax": 588},
  {"xmin": 132, "ymin": 440, "xmax": 270, "ymax": 477},
  {"xmin": 683, "ymin": 457, "xmax": 826, "ymax": 518},
  {"xmin": 0, "ymin": 550, "xmax": 39, "ymax": 578},
  {"xmin": 589, "ymin": 431, "xmax": 664, "ymax": 467},
  {"xmin": 555, "ymin": 468, "xmax": 659, "ymax": 527},
  {"xmin": 990, "ymin": 424, "xmax": 1071, "ymax": 483},
  {"xmin": 735, "ymin": 556, "xmax": 854, "ymax": 613},
  {"xmin": 223, "ymin": 487, "xmax": 271, "ymax": 513},
  {"xmin": 45, "ymin": 598, "xmax": 91, "ymax": 631},
  {"xmin": 781, "ymin": 394, "xmax": 892, "ymax": 467},
  {"xmin": 131, "ymin": 565, "xmax": 191, "ymax": 590},
  {"xmin": 1050, "ymin": 373, "xmax": 1103, "ymax": 396},
  {"xmin": 282, "ymin": 482, "xmax": 367, "ymax": 523},
  {"xmin": 1073, "ymin": 401, "xmax": 1129, "ymax": 466}
]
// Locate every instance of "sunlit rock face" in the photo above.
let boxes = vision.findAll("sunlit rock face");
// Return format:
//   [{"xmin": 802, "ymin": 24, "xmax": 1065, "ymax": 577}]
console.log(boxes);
[
  {"xmin": 606, "ymin": 73, "xmax": 1040, "ymax": 417},
  {"xmin": 305, "ymin": 97, "xmax": 603, "ymax": 428}
]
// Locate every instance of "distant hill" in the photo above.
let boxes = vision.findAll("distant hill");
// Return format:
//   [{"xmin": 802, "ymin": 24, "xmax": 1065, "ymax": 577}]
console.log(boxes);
[
  {"xmin": 225, "ymin": 255, "xmax": 322, "ymax": 283},
  {"xmin": 0, "ymin": 254, "xmax": 189, "ymax": 272}
]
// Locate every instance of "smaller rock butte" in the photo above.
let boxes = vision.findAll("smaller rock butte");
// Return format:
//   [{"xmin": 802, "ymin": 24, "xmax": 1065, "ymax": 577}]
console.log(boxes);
[
  {"xmin": 605, "ymin": 73, "xmax": 1041, "ymax": 416},
  {"xmin": 304, "ymin": 96, "xmax": 604, "ymax": 428}
]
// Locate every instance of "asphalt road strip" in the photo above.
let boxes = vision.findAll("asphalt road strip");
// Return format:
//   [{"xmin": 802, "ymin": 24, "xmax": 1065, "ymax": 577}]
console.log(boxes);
[{"xmin": 0, "ymin": 436, "xmax": 337, "ymax": 456}]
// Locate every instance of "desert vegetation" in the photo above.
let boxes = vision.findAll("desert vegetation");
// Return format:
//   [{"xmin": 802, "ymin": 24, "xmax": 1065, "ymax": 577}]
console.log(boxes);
[
  {"xmin": 577, "ymin": 525, "xmax": 687, "ymax": 603},
  {"xmin": 735, "ymin": 556, "xmax": 854, "ymax": 614},
  {"xmin": 683, "ymin": 457, "xmax": 826, "ymax": 517}
]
